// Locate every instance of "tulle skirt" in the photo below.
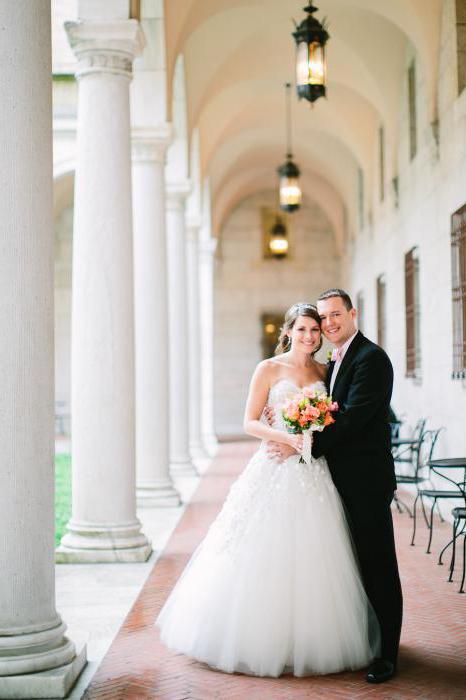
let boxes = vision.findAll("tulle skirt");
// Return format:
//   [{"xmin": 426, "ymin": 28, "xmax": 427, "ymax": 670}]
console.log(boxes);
[{"xmin": 156, "ymin": 445, "xmax": 380, "ymax": 677}]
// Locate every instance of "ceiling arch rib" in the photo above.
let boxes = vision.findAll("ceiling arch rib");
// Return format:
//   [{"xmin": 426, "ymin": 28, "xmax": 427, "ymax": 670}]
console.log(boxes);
[
  {"xmin": 164, "ymin": 0, "xmax": 440, "ymax": 127},
  {"xmin": 209, "ymin": 134, "xmax": 356, "ymax": 204},
  {"xmin": 188, "ymin": 31, "xmax": 387, "ymax": 135},
  {"xmin": 208, "ymin": 135, "xmax": 358, "ymax": 241},
  {"xmin": 331, "ymin": 0, "xmax": 442, "ymax": 119},
  {"xmin": 213, "ymin": 168, "xmax": 346, "ymax": 255},
  {"xmin": 198, "ymin": 82, "xmax": 378, "ymax": 182}
]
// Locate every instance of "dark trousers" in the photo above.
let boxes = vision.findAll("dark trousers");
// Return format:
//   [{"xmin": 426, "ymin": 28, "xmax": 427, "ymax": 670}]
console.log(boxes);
[{"xmin": 339, "ymin": 488, "xmax": 403, "ymax": 663}]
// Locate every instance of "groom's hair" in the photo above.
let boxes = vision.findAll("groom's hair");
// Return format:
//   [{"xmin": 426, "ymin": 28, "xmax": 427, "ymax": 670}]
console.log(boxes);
[{"xmin": 317, "ymin": 288, "xmax": 353, "ymax": 311}]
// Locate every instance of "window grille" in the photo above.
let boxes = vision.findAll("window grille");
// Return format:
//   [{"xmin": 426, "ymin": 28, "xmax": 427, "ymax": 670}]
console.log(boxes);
[
  {"xmin": 451, "ymin": 204, "xmax": 466, "ymax": 377},
  {"xmin": 405, "ymin": 247, "xmax": 421, "ymax": 377}
]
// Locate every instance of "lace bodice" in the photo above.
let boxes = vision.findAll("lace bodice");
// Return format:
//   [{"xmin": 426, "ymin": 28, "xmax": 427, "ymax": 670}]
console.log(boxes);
[{"xmin": 267, "ymin": 379, "xmax": 327, "ymax": 432}]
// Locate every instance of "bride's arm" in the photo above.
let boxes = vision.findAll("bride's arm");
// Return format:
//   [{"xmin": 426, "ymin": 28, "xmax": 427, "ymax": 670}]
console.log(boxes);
[{"xmin": 243, "ymin": 362, "xmax": 302, "ymax": 450}]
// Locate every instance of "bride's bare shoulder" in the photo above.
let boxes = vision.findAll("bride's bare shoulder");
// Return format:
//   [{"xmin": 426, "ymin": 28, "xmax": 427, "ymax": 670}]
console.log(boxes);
[
  {"xmin": 268, "ymin": 353, "xmax": 292, "ymax": 367},
  {"xmin": 254, "ymin": 356, "xmax": 288, "ymax": 383}
]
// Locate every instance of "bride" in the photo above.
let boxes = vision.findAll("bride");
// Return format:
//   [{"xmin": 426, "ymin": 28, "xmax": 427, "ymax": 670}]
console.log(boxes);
[{"xmin": 156, "ymin": 302, "xmax": 379, "ymax": 677}]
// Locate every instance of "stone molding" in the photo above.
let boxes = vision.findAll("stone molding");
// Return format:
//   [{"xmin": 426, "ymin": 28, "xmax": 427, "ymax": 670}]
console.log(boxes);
[
  {"xmin": 166, "ymin": 180, "xmax": 192, "ymax": 211},
  {"xmin": 131, "ymin": 125, "xmax": 173, "ymax": 163},
  {"xmin": 65, "ymin": 19, "xmax": 145, "ymax": 79}
]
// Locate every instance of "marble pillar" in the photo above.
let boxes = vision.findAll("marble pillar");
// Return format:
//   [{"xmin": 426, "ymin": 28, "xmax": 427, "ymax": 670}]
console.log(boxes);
[
  {"xmin": 132, "ymin": 128, "xmax": 180, "ymax": 506},
  {"xmin": 56, "ymin": 18, "xmax": 151, "ymax": 562},
  {"xmin": 186, "ymin": 220, "xmax": 209, "ymax": 462},
  {"xmin": 0, "ymin": 2, "xmax": 86, "ymax": 696},
  {"xmin": 199, "ymin": 237, "xmax": 219, "ymax": 456},
  {"xmin": 166, "ymin": 185, "xmax": 197, "ymax": 474}
]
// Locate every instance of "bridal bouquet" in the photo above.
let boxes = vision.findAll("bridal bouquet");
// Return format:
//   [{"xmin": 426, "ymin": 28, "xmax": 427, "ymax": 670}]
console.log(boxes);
[{"xmin": 282, "ymin": 388, "xmax": 338, "ymax": 464}]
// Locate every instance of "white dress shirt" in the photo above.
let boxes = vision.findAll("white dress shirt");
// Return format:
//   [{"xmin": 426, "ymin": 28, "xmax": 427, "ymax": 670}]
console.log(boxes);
[{"xmin": 329, "ymin": 331, "xmax": 358, "ymax": 395}]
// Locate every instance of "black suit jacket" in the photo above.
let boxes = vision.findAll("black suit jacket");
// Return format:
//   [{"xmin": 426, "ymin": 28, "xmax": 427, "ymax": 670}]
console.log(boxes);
[{"xmin": 313, "ymin": 331, "xmax": 396, "ymax": 497}]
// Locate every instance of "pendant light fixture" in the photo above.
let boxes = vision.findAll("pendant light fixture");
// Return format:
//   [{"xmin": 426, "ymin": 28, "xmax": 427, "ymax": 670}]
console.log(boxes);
[
  {"xmin": 268, "ymin": 216, "xmax": 289, "ymax": 258},
  {"xmin": 293, "ymin": 2, "xmax": 329, "ymax": 104},
  {"xmin": 277, "ymin": 82, "xmax": 301, "ymax": 212}
]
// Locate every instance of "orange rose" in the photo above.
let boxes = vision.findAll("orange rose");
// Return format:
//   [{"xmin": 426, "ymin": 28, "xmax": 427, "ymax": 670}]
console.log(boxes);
[
  {"xmin": 317, "ymin": 401, "xmax": 329, "ymax": 413},
  {"xmin": 324, "ymin": 412, "xmax": 335, "ymax": 426}
]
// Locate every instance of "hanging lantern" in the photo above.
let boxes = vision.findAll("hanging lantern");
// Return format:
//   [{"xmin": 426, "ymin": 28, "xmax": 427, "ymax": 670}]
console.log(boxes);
[
  {"xmin": 278, "ymin": 157, "xmax": 301, "ymax": 212},
  {"xmin": 293, "ymin": 2, "xmax": 329, "ymax": 104},
  {"xmin": 269, "ymin": 217, "xmax": 289, "ymax": 258},
  {"xmin": 277, "ymin": 83, "xmax": 302, "ymax": 212}
]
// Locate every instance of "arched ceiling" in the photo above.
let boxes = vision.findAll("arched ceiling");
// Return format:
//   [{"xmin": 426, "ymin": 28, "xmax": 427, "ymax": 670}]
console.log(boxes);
[{"xmin": 163, "ymin": 0, "xmax": 442, "ymax": 242}]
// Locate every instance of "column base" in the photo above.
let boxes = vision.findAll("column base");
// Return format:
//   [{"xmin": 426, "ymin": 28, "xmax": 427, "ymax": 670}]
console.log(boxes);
[
  {"xmin": 137, "ymin": 482, "xmax": 181, "ymax": 508},
  {"xmin": 170, "ymin": 458, "xmax": 198, "ymax": 476},
  {"xmin": 56, "ymin": 520, "xmax": 152, "ymax": 563},
  {"xmin": 0, "ymin": 641, "xmax": 86, "ymax": 699},
  {"xmin": 202, "ymin": 433, "xmax": 219, "ymax": 458},
  {"xmin": 189, "ymin": 440, "xmax": 209, "ymax": 460}
]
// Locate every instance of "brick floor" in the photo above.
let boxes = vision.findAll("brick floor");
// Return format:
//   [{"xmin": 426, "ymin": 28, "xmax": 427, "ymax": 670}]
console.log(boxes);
[{"xmin": 82, "ymin": 443, "xmax": 466, "ymax": 700}]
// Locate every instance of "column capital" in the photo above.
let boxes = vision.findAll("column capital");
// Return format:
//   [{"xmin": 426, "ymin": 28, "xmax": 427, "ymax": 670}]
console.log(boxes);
[
  {"xmin": 65, "ymin": 19, "xmax": 145, "ymax": 79},
  {"xmin": 131, "ymin": 124, "xmax": 173, "ymax": 163},
  {"xmin": 166, "ymin": 181, "xmax": 192, "ymax": 211}
]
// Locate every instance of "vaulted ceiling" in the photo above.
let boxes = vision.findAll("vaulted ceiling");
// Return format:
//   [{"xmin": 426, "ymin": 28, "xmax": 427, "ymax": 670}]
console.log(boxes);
[{"xmin": 163, "ymin": 0, "xmax": 442, "ymax": 241}]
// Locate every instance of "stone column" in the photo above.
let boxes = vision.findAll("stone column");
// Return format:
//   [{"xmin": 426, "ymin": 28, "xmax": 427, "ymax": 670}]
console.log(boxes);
[
  {"xmin": 166, "ymin": 184, "xmax": 197, "ymax": 474},
  {"xmin": 0, "ymin": 2, "xmax": 86, "ymax": 697},
  {"xmin": 132, "ymin": 127, "xmax": 180, "ymax": 506},
  {"xmin": 199, "ymin": 237, "xmax": 219, "ymax": 456},
  {"xmin": 186, "ymin": 220, "xmax": 209, "ymax": 462},
  {"xmin": 56, "ymin": 19, "xmax": 151, "ymax": 562}
]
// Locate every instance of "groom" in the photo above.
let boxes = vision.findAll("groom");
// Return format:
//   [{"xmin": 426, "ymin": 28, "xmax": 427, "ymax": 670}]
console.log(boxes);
[{"xmin": 268, "ymin": 288, "xmax": 402, "ymax": 683}]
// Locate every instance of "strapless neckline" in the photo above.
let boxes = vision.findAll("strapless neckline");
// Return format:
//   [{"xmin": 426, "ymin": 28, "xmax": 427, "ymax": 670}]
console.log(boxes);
[{"xmin": 269, "ymin": 378, "xmax": 326, "ymax": 393}]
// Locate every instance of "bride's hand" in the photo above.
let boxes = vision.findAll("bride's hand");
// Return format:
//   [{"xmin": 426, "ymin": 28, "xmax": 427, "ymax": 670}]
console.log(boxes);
[{"xmin": 285, "ymin": 433, "xmax": 303, "ymax": 452}]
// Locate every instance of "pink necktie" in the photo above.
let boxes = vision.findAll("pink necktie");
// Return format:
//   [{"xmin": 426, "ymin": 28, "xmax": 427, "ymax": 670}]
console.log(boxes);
[{"xmin": 331, "ymin": 347, "xmax": 343, "ymax": 362}]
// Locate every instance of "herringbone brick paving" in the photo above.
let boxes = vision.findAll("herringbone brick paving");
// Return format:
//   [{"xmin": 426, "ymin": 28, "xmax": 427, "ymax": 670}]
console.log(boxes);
[{"xmin": 83, "ymin": 442, "xmax": 466, "ymax": 699}]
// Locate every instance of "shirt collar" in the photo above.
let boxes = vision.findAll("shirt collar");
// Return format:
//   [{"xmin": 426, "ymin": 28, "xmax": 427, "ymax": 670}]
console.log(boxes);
[{"xmin": 335, "ymin": 330, "xmax": 358, "ymax": 361}]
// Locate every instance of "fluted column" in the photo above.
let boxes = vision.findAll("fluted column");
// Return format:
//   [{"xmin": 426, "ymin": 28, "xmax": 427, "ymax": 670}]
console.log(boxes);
[
  {"xmin": 199, "ymin": 237, "xmax": 219, "ymax": 456},
  {"xmin": 0, "ymin": 2, "xmax": 86, "ymax": 696},
  {"xmin": 132, "ymin": 128, "xmax": 180, "ymax": 506},
  {"xmin": 166, "ymin": 185, "xmax": 197, "ymax": 474},
  {"xmin": 56, "ymin": 19, "xmax": 151, "ymax": 562},
  {"xmin": 186, "ymin": 220, "xmax": 209, "ymax": 462}
]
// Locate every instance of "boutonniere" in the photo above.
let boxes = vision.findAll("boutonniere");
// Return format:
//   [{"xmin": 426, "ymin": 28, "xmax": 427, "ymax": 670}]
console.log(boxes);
[{"xmin": 327, "ymin": 349, "xmax": 333, "ymax": 363}]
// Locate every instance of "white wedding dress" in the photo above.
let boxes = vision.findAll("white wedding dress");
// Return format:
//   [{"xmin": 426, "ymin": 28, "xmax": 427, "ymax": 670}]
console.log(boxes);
[{"xmin": 156, "ymin": 380, "xmax": 379, "ymax": 677}]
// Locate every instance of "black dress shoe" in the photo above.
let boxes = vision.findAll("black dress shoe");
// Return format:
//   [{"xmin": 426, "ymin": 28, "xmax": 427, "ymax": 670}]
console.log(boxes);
[{"xmin": 365, "ymin": 658, "xmax": 396, "ymax": 683}]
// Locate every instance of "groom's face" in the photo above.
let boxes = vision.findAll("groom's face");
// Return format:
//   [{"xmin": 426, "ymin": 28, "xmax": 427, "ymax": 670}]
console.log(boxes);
[{"xmin": 317, "ymin": 296, "xmax": 357, "ymax": 347}]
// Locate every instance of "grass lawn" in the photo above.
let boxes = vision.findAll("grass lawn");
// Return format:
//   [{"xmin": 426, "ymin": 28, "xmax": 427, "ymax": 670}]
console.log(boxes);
[{"xmin": 55, "ymin": 454, "xmax": 72, "ymax": 547}]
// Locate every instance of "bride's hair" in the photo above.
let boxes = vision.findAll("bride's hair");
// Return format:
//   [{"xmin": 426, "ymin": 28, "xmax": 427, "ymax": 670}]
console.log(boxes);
[{"xmin": 275, "ymin": 302, "xmax": 322, "ymax": 356}]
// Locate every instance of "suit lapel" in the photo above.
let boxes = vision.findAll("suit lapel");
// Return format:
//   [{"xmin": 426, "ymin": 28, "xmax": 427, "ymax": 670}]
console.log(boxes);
[
  {"xmin": 331, "ymin": 331, "xmax": 365, "ymax": 396},
  {"xmin": 326, "ymin": 361, "xmax": 335, "ymax": 393}
]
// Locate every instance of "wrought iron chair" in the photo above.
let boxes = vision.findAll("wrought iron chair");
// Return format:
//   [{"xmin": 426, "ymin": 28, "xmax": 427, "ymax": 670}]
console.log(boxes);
[
  {"xmin": 437, "ymin": 476, "xmax": 466, "ymax": 593},
  {"xmin": 448, "ymin": 507, "xmax": 466, "ymax": 593},
  {"xmin": 410, "ymin": 430, "xmax": 464, "ymax": 555},
  {"xmin": 392, "ymin": 418, "xmax": 428, "ymax": 517}
]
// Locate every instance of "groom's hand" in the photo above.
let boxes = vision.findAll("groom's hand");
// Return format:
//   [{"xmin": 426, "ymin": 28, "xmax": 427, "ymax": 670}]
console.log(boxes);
[
  {"xmin": 263, "ymin": 404, "xmax": 276, "ymax": 425},
  {"xmin": 267, "ymin": 441, "xmax": 298, "ymax": 463}
]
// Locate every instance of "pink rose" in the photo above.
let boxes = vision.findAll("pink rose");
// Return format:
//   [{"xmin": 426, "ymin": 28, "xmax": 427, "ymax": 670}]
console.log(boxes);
[
  {"xmin": 285, "ymin": 401, "xmax": 300, "ymax": 421},
  {"xmin": 303, "ymin": 387, "xmax": 316, "ymax": 399},
  {"xmin": 305, "ymin": 406, "xmax": 320, "ymax": 419},
  {"xmin": 330, "ymin": 401, "xmax": 339, "ymax": 412}
]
